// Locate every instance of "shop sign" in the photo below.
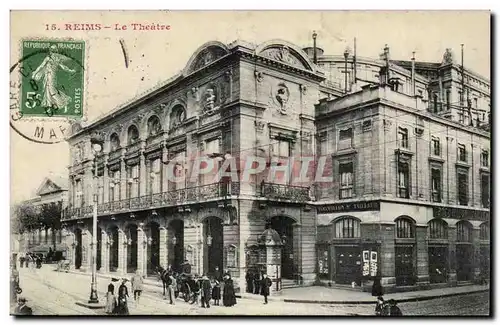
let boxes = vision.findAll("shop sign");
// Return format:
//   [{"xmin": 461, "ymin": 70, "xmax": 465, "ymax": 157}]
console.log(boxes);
[
  {"xmin": 362, "ymin": 249, "xmax": 378, "ymax": 277},
  {"xmin": 362, "ymin": 250, "xmax": 370, "ymax": 276},
  {"xmin": 370, "ymin": 251, "xmax": 378, "ymax": 277},
  {"xmin": 433, "ymin": 206, "xmax": 490, "ymax": 222},
  {"xmin": 318, "ymin": 200, "xmax": 380, "ymax": 214}
]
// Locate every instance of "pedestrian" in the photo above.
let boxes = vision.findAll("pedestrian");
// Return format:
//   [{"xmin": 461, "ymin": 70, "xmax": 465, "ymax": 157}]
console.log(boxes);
[
  {"xmin": 105, "ymin": 281, "xmax": 117, "ymax": 315},
  {"xmin": 19, "ymin": 256, "xmax": 24, "ymax": 268},
  {"xmin": 375, "ymin": 296, "xmax": 385, "ymax": 316},
  {"xmin": 200, "ymin": 274, "xmax": 212, "ymax": 308},
  {"xmin": 115, "ymin": 279, "xmax": 130, "ymax": 315},
  {"xmin": 222, "ymin": 274, "xmax": 236, "ymax": 307},
  {"xmin": 384, "ymin": 299, "xmax": 403, "ymax": 316},
  {"xmin": 253, "ymin": 271, "xmax": 261, "ymax": 295},
  {"xmin": 372, "ymin": 276, "xmax": 384, "ymax": 297},
  {"xmin": 10, "ymin": 264, "xmax": 20, "ymax": 305},
  {"xmin": 212, "ymin": 278, "xmax": 221, "ymax": 306},
  {"xmin": 131, "ymin": 270, "xmax": 144, "ymax": 304},
  {"xmin": 213, "ymin": 266, "xmax": 222, "ymax": 281},
  {"xmin": 167, "ymin": 272, "xmax": 176, "ymax": 305},
  {"xmin": 260, "ymin": 273, "xmax": 272, "ymax": 304},
  {"xmin": 190, "ymin": 275, "xmax": 201, "ymax": 305},
  {"xmin": 14, "ymin": 297, "xmax": 33, "ymax": 316},
  {"xmin": 245, "ymin": 269, "xmax": 254, "ymax": 293}
]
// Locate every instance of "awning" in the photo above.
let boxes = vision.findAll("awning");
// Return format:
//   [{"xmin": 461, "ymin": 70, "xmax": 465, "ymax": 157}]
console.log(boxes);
[{"xmin": 30, "ymin": 243, "xmax": 68, "ymax": 253}]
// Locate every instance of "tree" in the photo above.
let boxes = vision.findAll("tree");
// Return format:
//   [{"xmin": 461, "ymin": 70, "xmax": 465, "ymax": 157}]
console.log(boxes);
[
  {"xmin": 39, "ymin": 202, "xmax": 63, "ymax": 250},
  {"xmin": 13, "ymin": 203, "xmax": 40, "ymax": 235}
]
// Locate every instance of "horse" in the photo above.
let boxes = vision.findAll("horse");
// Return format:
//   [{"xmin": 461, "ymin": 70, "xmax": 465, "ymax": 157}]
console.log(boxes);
[{"xmin": 155, "ymin": 266, "xmax": 170, "ymax": 298}]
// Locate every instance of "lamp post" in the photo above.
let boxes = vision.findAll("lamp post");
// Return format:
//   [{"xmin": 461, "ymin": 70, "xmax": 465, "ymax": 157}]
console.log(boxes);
[{"xmin": 88, "ymin": 134, "xmax": 104, "ymax": 304}]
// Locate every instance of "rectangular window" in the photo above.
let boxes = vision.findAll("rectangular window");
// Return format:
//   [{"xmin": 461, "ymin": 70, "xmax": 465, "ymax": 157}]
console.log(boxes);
[
  {"xmin": 458, "ymin": 144, "xmax": 467, "ymax": 162},
  {"xmin": 446, "ymin": 89, "xmax": 451, "ymax": 110},
  {"xmin": 481, "ymin": 174, "xmax": 490, "ymax": 208},
  {"xmin": 205, "ymin": 138, "xmax": 220, "ymax": 156},
  {"xmin": 339, "ymin": 162, "xmax": 354, "ymax": 199},
  {"xmin": 433, "ymin": 93, "xmax": 438, "ymax": 113},
  {"xmin": 458, "ymin": 112, "xmax": 464, "ymax": 124},
  {"xmin": 148, "ymin": 158, "xmax": 161, "ymax": 194},
  {"xmin": 457, "ymin": 171, "xmax": 469, "ymax": 206},
  {"xmin": 474, "ymin": 97, "xmax": 478, "ymax": 108},
  {"xmin": 398, "ymin": 162, "xmax": 410, "ymax": 198},
  {"xmin": 481, "ymin": 150, "xmax": 489, "ymax": 167},
  {"xmin": 127, "ymin": 165, "xmax": 140, "ymax": 198},
  {"xmin": 431, "ymin": 137, "xmax": 440, "ymax": 156},
  {"xmin": 398, "ymin": 128, "xmax": 409, "ymax": 149},
  {"xmin": 273, "ymin": 139, "xmax": 290, "ymax": 158},
  {"xmin": 75, "ymin": 179, "xmax": 83, "ymax": 207},
  {"xmin": 109, "ymin": 170, "xmax": 121, "ymax": 202},
  {"xmin": 338, "ymin": 127, "xmax": 353, "ymax": 151},
  {"xmin": 431, "ymin": 168, "xmax": 442, "ymax": 203}
]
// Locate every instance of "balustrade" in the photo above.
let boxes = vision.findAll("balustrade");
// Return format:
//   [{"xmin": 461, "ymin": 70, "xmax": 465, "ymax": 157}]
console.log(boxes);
[{"xmin": 260, "ymin": 182, "xmax": 310, "ymax": 202}]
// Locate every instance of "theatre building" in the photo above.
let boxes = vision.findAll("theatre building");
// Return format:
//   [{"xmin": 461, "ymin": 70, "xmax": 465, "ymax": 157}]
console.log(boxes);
[
  {"xmin": 314, "ymin": 82, "xmax": 490, "ymax": 290},
  {"xmin": 62, "ymin": 39, "xmax": 330, "ymax": 290}
]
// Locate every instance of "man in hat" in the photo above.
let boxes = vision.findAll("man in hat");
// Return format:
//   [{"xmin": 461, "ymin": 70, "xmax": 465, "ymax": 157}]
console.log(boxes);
[
  {"xmin": 260, "ymin": 273, "xmax": 272, "ymax": 304},
  {"xmin": 200, "ymin": 274, "xmax": 212, "ymax": 308},
  {"xmin": 385, "ymin": 299, "xmax": 403, "ymax": 316},
  {"xmin": 14, "ymin": 297, "xmax": 33, "ymax": 316}
]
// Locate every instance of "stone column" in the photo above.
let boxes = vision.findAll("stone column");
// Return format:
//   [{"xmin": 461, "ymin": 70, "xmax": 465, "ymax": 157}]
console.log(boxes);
[
  {"xmin": 137, "ymin": 227, "xmax": 145, "ymax": 275},
  {"xmin": 416, "ymin": 224, "xmax": 429, "ymax": 284},
  {"xmin": 100, "ymin": 231, "xmax": 109, "ymax": 273},
  {"xmin": 472, "ymin": 227, "xmax": 481, "ymax": 280},
  {"xmin": 380, "ymin": 223, "xmax": 396, "ymax": 287},
  {"xmin": 118, "ymin": 230, "xmax": 126, "ymax": 275},
  {"xmin": 159, "ymin": 227, "xmax": 167, "ymax": 268},
  {"xmin": 447, "ymin": 225, "xmax": 457, "ymax": 285},
  {"xmin": 139, "ymin": 141, "xmax": 147, "ymax": 196},
  {"xmin": 82, "ymin": 229, "xmax": 92, "ymax": 271},
  {"xmin": 84, "ymin": 166, "xmax": 94, "ymax": 208},
  {"xmin": 103, "ymin": 155, "xmax": 110, "ymax": 203}
]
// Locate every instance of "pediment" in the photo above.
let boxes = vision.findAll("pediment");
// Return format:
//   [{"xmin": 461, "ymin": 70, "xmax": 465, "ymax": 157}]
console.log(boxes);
[
  {"xmin": 184, "ymin": 42, "xmax": 230, "ymax": 76},
  {"xmin": 256, "ymin": 40, "xmax": 315, "ymax": 72},
  {"xmin": 36, "ymin": 179, "xmax": 62, "ymax": 196}
]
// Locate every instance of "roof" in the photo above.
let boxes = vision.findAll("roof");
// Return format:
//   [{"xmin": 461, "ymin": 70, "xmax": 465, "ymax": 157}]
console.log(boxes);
[{"xmin": 35, "ymin": 175, "xmax": 69, "ymax": 197}]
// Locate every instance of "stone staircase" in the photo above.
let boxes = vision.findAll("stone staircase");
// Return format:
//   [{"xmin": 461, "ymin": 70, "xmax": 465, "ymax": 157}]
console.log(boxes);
[{"xmin": 281, "ymin": 278, "xmax": 300, "ymax": 289}]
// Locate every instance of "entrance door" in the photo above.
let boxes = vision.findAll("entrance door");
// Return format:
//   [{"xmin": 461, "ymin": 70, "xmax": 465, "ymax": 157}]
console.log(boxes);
[
  {"xmin": 147, "ymin": 222, "xmax": 160, "ymax": 275},
  {"xmin": 395, "ymin": 245, "xmax": 415, "ymax": 286},
  {"xmin": 428, "ymin": 246, "xmax": 448, "ymax": 283},
  {"xmin": 456, "ymin": 244, "xmax": 473, "ymax": 281},
  {"xmin": 169, "ymin": 220, "xmax": 184, "ymax": 273},
  {"xmin": 75, "ymin": 229, "xmax": 82, "ymax": 269},
  {"xmin": 109, "ymin": 227, "xmax": 119, "ymax": 272},
  {"xmin": 335, "ymin": 246, "xmax": 361, "ymax": 285},
  {"xmin": 204, "ymin": 216, "xmax": 223, "ymax": 276},
  {"xmin": 126, "ymin": 224, "xmax": 138, "ymax": 273},
  {"xmin": 270, "ymin": 216, "xmax": 295, "ymax": 279}
]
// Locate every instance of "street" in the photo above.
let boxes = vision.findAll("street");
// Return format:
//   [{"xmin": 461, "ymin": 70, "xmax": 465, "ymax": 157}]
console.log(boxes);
[{"xmin": 11, "ymin": 266, "xmax": 490, "ymax": 316}]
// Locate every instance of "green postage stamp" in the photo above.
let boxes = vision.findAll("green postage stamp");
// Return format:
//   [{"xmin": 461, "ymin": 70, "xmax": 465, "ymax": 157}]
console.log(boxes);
[{"xmin": 19, "ymin": 39, "xmax": 85, "ymax": 118}]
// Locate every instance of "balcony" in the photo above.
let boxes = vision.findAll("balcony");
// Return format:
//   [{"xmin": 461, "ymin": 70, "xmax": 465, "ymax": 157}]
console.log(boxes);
[
  {"xmin": 62, "ymin": 182, "xmax": 240, "ymax": 220},
  {"xmin": 260, "ymin": 182, "xmax": 310, "ymax": 203}
]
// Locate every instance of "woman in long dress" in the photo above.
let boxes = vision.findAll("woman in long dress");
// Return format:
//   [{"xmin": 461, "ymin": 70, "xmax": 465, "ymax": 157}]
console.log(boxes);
[
  {"xmin": 105, "ymin": 283, "xmax": 116, "ymax": 315},
  {"xmin": 116, "ymin": 279, "xmax": 130, "ymax": 315},
  {"xmin": 222, "ymin": 274, "xmax": 236, "ymax": 307},
  {"xmin": 31, "ymin": 44, "xmax": 75, "ymax": 112}
]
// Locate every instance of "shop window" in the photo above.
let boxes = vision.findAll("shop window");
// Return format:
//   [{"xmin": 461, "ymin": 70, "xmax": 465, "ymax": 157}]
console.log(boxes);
[
  {"xmin": 396, "ymin": 217, "xmax": 414, "ymax": 239},
  {"xmin": 479, "ymin": 223, "xmax": 489, "ymax": 240},
  {"xmin": 428, "ymin": 219, "xmax": 448, "ymax": 239},
  {"xmin": 334, "ymin": 217, "xmax": 360, "ymax": 238},
  {"xmin": 456, "ymin": 221, "xmax": 472, "ymax": 242},
  {"xmin": 317, "ymin": 246, "xmax": 329, "ymax": 279}
]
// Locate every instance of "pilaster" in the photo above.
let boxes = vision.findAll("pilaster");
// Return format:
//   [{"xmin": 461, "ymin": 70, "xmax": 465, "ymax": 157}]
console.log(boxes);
[
  {"xmin": 159, "ymin": 227, "xmax": 167, "ymax": 268},
  {"xmin": 472, "ymin": 228, "xmax": 481, "ymax": 280},
  {"xmin": 447, "ymin": 225, "xmax": 457, "ymax": 285},
  {"xmin": 118, "ymin": 230, "xmax": 126, "ymax": 275},
  {"xmin": 103, "ymin": 154, "xmax": 110, "ymax": 203},
  {"xmin": 137, "ymin": 226, "xmax": 145, "ymax": 274},
  {"xmin": 416, "ymin": 225, "xmax": 429, "ymax": 284},
  {"xmin": 101, "ymin": 231, "xmax": 109, "ymax": 273},
  {"xmin": 139, "ymin": 141, "xmax": 147, "ymax": 196},
  {"xmin": 120, "ymin": 150, "xmax": 127, "ymax": 200}
]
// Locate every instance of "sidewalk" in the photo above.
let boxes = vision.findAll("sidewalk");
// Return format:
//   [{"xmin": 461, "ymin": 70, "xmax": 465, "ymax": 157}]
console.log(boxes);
[{"xmin": 64, "ymin": 268, "xmax": 489, "ymax": 305}]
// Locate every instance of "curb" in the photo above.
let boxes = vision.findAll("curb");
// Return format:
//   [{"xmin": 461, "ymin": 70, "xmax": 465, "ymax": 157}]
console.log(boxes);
[{"xmin": 282, "ymin": 289, "xmax": 490, "ymax": 305}]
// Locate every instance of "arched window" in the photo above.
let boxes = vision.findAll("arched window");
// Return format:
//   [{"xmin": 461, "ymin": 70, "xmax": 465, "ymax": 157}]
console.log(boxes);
[
  {"xmin": 170, "ymin": 105, "xmax": 186, "ymax": 129},
  {"xmin": 334, "ymin": 217, "xmax": 360, "ymax": 238},
  {"xmin": 456, "ymin": 221, "xmax": 472, "ymax": 242},
  {"xmin": 480, "ymin": 223, "xmax": 489, "ymax": 240},
  {"xmin": 396, "ymin": 217, "xmax": 414, "ymax": 239},
  {"xmin": 428, "ymin": 219, "xmax": 448, "ymax": 239},
  {"xmin": 147, "ymin": 116, "xmax": 161, "ymax": 137},
  {"xmin": 110, "ymin": 133, "xmax": 120, "ymax": 151},
  {"xmin": 127, "ymin": 125, "xmax": 139, "ymax": 145}
]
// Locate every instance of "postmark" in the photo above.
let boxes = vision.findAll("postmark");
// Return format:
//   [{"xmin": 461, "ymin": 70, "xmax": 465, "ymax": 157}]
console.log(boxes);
[{"xmin": 10, "ymin": 38, "xmax": 87, "ymax": 144}]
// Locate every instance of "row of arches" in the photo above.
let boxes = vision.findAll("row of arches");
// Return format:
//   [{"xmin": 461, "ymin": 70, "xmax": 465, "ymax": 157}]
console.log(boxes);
[
  {"xmin": 109, "ymin": 105, "xmax": 187, "ymax": 151},
  {"xmin": 328, "ymin": 215, "xmax": 489, "ymax": 241},
  {"xmin": 71, "ymin": 216, "xmax": 227, "ymax": 276}
]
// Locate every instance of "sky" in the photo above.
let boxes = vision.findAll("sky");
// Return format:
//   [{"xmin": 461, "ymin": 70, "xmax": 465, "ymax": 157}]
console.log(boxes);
[{"xmin": 9, "ymin": 10, "xmax": 491, "ymax": 203}]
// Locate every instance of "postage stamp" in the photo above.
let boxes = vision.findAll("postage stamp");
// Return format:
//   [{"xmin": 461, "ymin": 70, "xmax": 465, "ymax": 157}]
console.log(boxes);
[{"xmin": 19, "ymin": 39, "xmax": 85, "ymax": 118}]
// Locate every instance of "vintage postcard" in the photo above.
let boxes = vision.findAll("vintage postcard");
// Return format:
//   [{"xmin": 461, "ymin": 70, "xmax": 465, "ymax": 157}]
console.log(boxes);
[{"xmin": 9, "ymin": 10, "xmax": 491, "ymax": 316}]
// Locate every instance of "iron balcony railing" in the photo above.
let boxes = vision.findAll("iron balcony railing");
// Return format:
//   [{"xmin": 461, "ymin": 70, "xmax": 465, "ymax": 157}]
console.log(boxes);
[
  {"xmin": 62, "ymin": 181, "xmax": 239, "ymax": 220},
  {"xmin": 260, "ymin": 181, "xmax": 311, "ymax": 202}
]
